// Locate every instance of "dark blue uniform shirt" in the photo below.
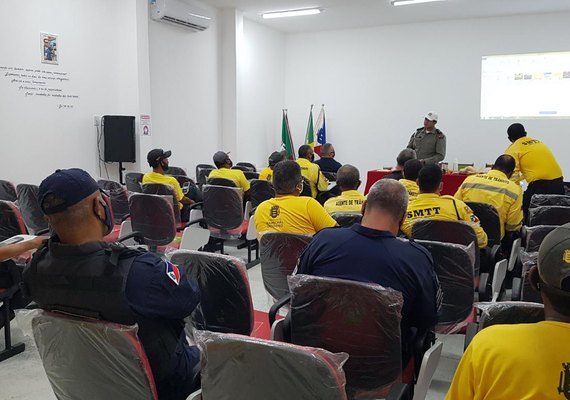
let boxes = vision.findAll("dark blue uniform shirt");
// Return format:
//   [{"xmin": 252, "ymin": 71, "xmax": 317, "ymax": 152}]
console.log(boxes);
[{"xmin": 314, "ymin": 158, "xmax": 342, "ymax": 173}]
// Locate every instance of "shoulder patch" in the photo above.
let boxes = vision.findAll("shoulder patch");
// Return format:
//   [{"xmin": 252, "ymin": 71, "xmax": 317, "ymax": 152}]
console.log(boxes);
[{"xmin": 165, "ymin": 261, "xmax": 181, "ymax": 285}]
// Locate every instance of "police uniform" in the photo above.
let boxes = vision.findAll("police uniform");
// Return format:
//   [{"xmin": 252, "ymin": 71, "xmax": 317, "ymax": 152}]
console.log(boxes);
[
  {"xmin": 323, "ymin": 190, "xmax": 366, "ymax": 214},
  {"xmin": 208, "ymin": 168, "xmax": 251, "ymax": 192},
  {"xmin": 401, "ymin": 193, "xmax": 488, "ymax": 248},
  {"xmin": 297, "ymin": 223, "xmax": 441, "ymax": 365},
  {"xmin": 258, "ymin": 167, "xmax": 273, "ymax": 181},
  {"xmin": 314, "ymin": 157, "xmax": 342, "ymax": 174},
  {"xmin": 407, "ymin": 128, "xmax": 446, "ymax": 164},
  {"xmin": 296, "ymin": 158, "xmax": 329, "ymax": 198},
  {"xmin": 400, "ymin": 179, "xmax": 419, "ymax": 201},
  {"xmin": 24, "ymin": 239, "xmax": 201, "ymax": 400},
  {"xmin": 454, "ymin": 170, "xmax": 523, "ymax": 239}
]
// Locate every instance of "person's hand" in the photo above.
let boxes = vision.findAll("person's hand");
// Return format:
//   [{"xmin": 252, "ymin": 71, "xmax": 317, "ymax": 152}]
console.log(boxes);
[{"xmin": 29, "ymin": 235, "xmax": 49, "ymax": 249}]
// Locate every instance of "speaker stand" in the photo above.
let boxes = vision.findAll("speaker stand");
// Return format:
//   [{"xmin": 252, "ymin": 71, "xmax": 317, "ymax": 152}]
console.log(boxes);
[{"xmin": 118, "ymin": 162, "xmax": 126, "ymax": 185}]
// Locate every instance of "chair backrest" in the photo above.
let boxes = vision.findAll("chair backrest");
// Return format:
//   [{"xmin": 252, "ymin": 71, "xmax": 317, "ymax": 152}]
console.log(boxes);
[
  {"xmin": 0, "ymin": 180, "xmax": 17, "ymax": 202},
  {"xmin": 236, "ymin": 162, "xmax": 256, "ymax": 171},
  {"xmin": 125, "ymin": 172, "xmax": 144, "ymax": 193},
  {"xmin": 16, "ymin": 184, "xmax": 48, "ymax": 234},
  {"xmin": 465, "ymin": 201, "xmax": 501, "ymax": 246},
  {"xmin": 195, "ymin": 330, "xmax": 348, "ymax": 400},
  {"xmin": 195, "ymin": 164, "xmax": 216, "ymax": 186},
  {"xmin": 248, "ymin": 179, "xmax": 276, "ymax": 208},
  {"xmin": 259, "ymin": 232, "xmax": 312, "ymax": 300},
  {"xmin": 170, "ymin": 250, "xmax": 254, "ymax": 335},
  {"xmin": 288, "ymin": 275, "xmax": 403, "ymax": 399},
  {"xmin": 530, "ymin": 194, "xmax": 570, "ymax": 209},
  {"xmin": 330, "ymin": 212, "xmax": 362, "ymax": 227},
  {"xmin": 300, "ymin": 176, "xmax": 312, "ymax": 197},
  {"xmin": 202, "ymin": 185, "xmax": 244, "ymax": 232},
  {"xmin": 128, "ymin": 193, "xmax": 176, "ymax": 247},
  {"xmin": 32, "ymin": 310, "xmax": 157, "ymax": 400},
  {"xmin": 169, "ymin": 175, "xmax": 202, "ymax": 202},
  {"xmin": 524, "ymin": 225, "xmax": 557, "ymax": 252},
  {"xmin": 206, "ymin": 177, "xmax": 236, "ymax": 187},
  {"xmin": 520, "ymin": 252, "xmax": 543, "ymax": 303},
  {"xmin": 528, "ymin": 206, "xmax": 570, "ymax": 227},
  {"xmin": 142, "ymin": 183, "xmax": 181, "ymax": 224},
  {"xmin": 98, "ymin": 179, "xmax": 129, "ymax": 224},
  {"xmin": 322, "ymin": 171, "xmax": 337, "ymax": 182},
  {"xmin": 316, "ymin": 185, "xmax": 341, "ymax": 205},
  {"xmin": 231, "ymin": 165, "xmax": 251, "ymax": 172},
  {"xmin": 165, "ymin": 166, "xmax": 187, "ymax": 176},
  {"xmin": 475, "ymin": 301, "xmax": 544, "ymax": 330},
  {"xmin": 0, "ymin": 201, "xmax": 28, "ymax": 241},
  {"xmin": 415, "ymin": 240, "xmax": 476, "ymax": 333},
  {"xmin": 243, "ymin": 171, "xmax": 260, "ymax": 180}
]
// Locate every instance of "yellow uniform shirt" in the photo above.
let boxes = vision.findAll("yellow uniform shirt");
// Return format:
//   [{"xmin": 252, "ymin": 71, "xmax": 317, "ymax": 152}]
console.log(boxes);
[
  {"xmin": 296, "ymin": 158, "xmax": 329, "ymax": 198},
  {"xmin": 323, "ymin": 190, "xmax": 366, "ymax": 214},
  {"xmin": 208, "ymin": 168, "xmax": 251, "ymax": 192},
  {"xmin": 454, "ymin": 169, "xmax": 523, "ymax": 239},
  {"xmin": 259, "ymin": 167, "xmax": 273, "ymax": 182},
  {"xmin": 401, "ymin": 193, "xmax": 488, "ymax": 248},
  {"xmin": 142, "ymin": 172, "xmax": 184, "ymax": 209},
  {"xmin": 446, "ymin": 321, "xmax": 570, "ymax": 400},
  {"xmin": 254, "ymin": 195, "xmax": 336, "ymax": 237},
  {"xmin": 505, "ymin": 136, "xmax": 562, "ymax": 184},
  {"xmin": 400, "ymin": 179, "xmax": 419, "ymax": 201}
]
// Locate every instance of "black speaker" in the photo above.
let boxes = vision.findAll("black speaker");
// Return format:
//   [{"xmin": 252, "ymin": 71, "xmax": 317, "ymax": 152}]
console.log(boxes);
[{"xmin": 103, "ymin": 115, "xmax": 136, "ymax": 162}]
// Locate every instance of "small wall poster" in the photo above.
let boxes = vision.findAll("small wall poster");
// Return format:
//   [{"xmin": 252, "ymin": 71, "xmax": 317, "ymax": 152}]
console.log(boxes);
[
  {"xmin": 141, "ymin": 114, "xmax": 151, "ymax": 136},
  {"xmin": 41, "ymin": 33, "xmax": 58, "ymax": 65}
]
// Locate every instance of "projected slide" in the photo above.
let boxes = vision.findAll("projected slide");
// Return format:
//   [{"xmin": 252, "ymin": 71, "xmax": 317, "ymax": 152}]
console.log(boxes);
[{"xmin": 481, "ymin": 51, "xmax": 570, "ymax": 119}]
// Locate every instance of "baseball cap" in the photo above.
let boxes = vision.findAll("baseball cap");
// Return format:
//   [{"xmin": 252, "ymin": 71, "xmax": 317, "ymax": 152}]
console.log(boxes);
[
  {"xmin": 38, "ymin": 168, "xmax": 99, "ymax": 215},
  {"xmin": 425, "ymin": 112, "xmax": 438, "ymax": 122},
  {"xmin": 147, "ymin": 149, "xmax": 171, "ymax": 167},
  {"xmin": 213, "ymin": 151, "xmax": 230, "ymax": 165},
  {"xmin": 538, "ymin": 223, "xmax": 570, "ymax": 292},
  {"xmin": 268, "ymin": 151, "xmax": 286, "ymax": 166}
]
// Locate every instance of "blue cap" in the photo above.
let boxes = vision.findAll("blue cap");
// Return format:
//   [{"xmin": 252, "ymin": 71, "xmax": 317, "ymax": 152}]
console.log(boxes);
[{"xmin": 39, "ymin": 168, "xmax": 99, "ymax": 215}]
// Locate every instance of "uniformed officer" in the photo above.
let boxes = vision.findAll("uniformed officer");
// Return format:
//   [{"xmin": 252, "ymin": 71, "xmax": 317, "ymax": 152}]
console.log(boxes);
[
  {"xmin": 23, "ymin": 169, "xmax": 201, "ymax": 400},
  {"xmin": 298, "ymin": 178, "xmax": 441, "ymax": 367},
  {"xmin": 323, "ymin": 164, "xmax": 366, "ymax": 214},
  {"xmin": 296, "ymin": 144, "xmax": 329, "ymax": 198},
  {"xmin": 259, "ymin": 151, "xmax": 286, "ymax": 181},
  {"xmin": 407, "ymin": 112, "xmax": 446, "ymax": 165}
]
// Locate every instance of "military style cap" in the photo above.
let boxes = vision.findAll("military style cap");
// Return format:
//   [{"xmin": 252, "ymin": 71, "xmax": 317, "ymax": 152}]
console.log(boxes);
[{"xmin": 538, "ymin": 223, "xmax": 570, "ymax": 292}]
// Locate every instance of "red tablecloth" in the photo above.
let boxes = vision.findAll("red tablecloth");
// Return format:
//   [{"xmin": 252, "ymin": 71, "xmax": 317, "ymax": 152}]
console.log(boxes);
[{"xmin": 364, "ymin": 170, "xmax": 468, "ymax": 196}]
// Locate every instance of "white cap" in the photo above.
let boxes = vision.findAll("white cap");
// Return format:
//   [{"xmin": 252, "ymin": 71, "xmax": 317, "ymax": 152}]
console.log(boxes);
[{"xmin": 425, "ymin": 112, "xmax": 438, "ymax": 122}]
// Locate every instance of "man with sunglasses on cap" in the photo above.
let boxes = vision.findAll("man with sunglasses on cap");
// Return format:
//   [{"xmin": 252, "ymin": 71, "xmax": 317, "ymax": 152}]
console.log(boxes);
[
  {"xmin": 447, "ymin": 223, "xmax": 570, "ymax": 399},
  {"xmin": 208, "ymin": 151, "xmax": 251, "ymax": 194},
  {"xmin": 23, "ymin": 169, "xmax": 201, "ymax": 400},
  {"xmin": 407, "ymin": 112, "xmax": 446, "ymax": 165},
  {"xmin": 259, "ymin": 151, "xmax": 286, "ymax": 182}
]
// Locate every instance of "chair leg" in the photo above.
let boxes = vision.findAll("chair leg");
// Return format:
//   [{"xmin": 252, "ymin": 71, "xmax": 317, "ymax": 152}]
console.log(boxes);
[{"xmin": 0, "ymin": 298, "xmax": 25, "ymax": 362}]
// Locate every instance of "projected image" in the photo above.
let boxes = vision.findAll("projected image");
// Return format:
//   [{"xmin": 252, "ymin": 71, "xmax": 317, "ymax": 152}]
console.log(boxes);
[{"xmin": 481, "ymin": 51, "xmax": 570, "ymax": 119}]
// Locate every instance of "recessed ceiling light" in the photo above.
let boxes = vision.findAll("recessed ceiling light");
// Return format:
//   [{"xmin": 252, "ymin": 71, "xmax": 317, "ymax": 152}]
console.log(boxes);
[
  {"xmin": 391, "ymin": 0, "xmax": 445, "ymax": 6},
  {"xmin": 262, "ymin": 8, "xmax": 322, "ymax": 19}
]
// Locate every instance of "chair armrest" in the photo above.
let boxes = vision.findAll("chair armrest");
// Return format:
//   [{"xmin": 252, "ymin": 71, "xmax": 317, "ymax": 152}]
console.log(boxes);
[
  {"xmin": 268, "ymin": 294, "xmax": 291, "ymax": 326},
  {"xmin": 188, "ymin": 389, "xmax": 202, "ymax": 400},
  {"xmin": 188, "ymin": 202, "xmax": 203, "ymax": 210},
  {"xmin": 478, "ymin": 272, "xmax": 490, "ymax": 301},
  {"xmin": 511, "ymin": 277, "xmax": 522, "ymax": 300},
  {"xmin": 464, "ymin": 322, "xmax": 479, "ymax": 350},
  {"xmin": 120, "ymin": 213, "xmax": 131, "ymax": 222},
  {"xmin": 117, "ymin": 231, "xmax": 144, "ymax": 244},
  {"xmin": 35, "ymin": 228, "xmax": 50, "ymax": 235}
]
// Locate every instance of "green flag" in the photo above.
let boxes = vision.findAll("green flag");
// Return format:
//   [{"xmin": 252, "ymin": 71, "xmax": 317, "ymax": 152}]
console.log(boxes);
[
  {"xmin": 305, "ymin": 105, "xmax": 314, "ymax": 149},
  {"xmin": 281, "ymin": 109, "xmax": 295, "ymax": 160}
]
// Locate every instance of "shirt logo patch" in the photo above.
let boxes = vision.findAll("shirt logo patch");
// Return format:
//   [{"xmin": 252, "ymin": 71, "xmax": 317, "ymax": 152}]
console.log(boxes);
[
  {"xmin": 166, "ymin": 261, "xmax": 181, "ymax": 285},
  {"xmin": 270, "ymin": 205, "xmax": 280, "ymax": 218},
  {"xmin": 563, "ymin": 250, "xmax": 570, "ymax": 264}
]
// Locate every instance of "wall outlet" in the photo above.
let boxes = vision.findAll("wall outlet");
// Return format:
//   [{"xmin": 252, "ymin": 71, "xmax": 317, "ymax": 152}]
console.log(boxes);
[{"xmin": 94, "ymin": 116, "xmax": 101, "ymax": 126}]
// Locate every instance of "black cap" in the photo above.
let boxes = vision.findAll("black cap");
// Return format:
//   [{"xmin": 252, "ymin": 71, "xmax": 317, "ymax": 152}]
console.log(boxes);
[
  {"xmin": 39, "ymin": 168, "xmax": 99, "ymax": 215},
  {"xmin": 538, "ymin": 223, "xmax": 570, "ymax": 292},
  {"xmin": 147, "ymin": 149, "xmax": 171, "ymax": 167},
  {"xmin": 268, "ymin": 151, "xmax": 286, "ymax": 166},
  {"xmin": 213, "ymin": 151, "xmax": 230, "ymax": 165}
]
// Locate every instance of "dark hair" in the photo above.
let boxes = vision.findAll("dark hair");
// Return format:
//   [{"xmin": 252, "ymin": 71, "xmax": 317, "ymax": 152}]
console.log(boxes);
[
  {"xmin": 493, "ymin": 154, "xmax": 516, "ymax": 175},
  {"xmin": 403, "ymin": 159, "xmax": 423, "ymax": 181},
  {"xmin": 396, "ymin": 148, "xmax": 416, "ymax": 167},
  {"xmin": 541, "ymin": 281, "xmax": 570, "ymax": 317},
  {"xmin": 418, "ymin": 164, "xmax": 442, "ymax": 192},
  {"xmin": 336, "ymin": 164, "xmax": 360, "ymax": 191},
  {"xmin": 298, "ymin": 144, "xmax": 312, "ymax": 159},
  {"xmin": 272, "ymin": 160, "xmax": 302, "ymax": 195},
  {"xmin": 507, "ymin": 123, "xmax": 527, "ymax": 141},
  {"xmin": 367, "ymin": 179, "xmax": 408, "ymax": 219}
]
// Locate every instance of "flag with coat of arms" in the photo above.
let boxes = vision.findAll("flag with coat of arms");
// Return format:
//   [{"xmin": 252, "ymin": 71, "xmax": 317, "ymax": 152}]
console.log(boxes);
[{"xmin": 313, "ymin": 105, "xmax": 326, "ymax": 156}]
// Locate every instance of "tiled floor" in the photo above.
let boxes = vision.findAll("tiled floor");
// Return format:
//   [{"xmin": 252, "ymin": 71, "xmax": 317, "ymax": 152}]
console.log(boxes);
[{"xmin": 0, "ymin": 245, "xmax": 460, "ymax": 399}]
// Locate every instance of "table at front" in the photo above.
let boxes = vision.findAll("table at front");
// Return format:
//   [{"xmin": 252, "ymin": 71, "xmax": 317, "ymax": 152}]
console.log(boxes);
[{"xmin": 364, "ymin": 170, "xmax": 468, "ymax": 196}]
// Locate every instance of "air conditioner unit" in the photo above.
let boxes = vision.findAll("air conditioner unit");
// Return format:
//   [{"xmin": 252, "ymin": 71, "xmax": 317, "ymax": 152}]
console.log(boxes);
[{"xmin": 150, "ymin": 0, "xmax": 212, "ymax": 32}]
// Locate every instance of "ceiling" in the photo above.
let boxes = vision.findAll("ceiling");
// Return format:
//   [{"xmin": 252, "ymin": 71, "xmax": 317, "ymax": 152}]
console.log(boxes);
[{"xmin": 198, "ymin": 0, "xmax": 570, "ymax": 33}]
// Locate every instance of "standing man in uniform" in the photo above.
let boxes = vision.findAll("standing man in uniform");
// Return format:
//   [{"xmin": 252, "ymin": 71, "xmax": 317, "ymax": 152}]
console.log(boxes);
[
  {"xmin": 296, "ymin": 145, "xmax": 329, "ymax": 198},
  {"xmin": 504, "ymin": 123, "xmax": 564, "ymax": 221},
  {"xmin": 407, "ymin": 112, "xmax": 446, "ymax": 165}
]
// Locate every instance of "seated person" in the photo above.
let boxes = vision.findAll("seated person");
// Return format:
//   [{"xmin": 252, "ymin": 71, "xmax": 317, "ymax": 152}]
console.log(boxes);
[
  {"xmin": 381, "ymin": 148, "xmax": 417, "ymax": 181},
  {"xmin": 454, "ymin": 154, "xmax": 523, "ymax": 240},
  {"xmin": 401, "ymin": 164, "xmax": 488, "ymax": 248},
  {"xmin": 400, "ymin": 159, "xmax": 422, "ymax": 201},
  {"xmin": 143, "ymin": 148, "xmax": 194, "ymax": 221},
  {"xmin": 254, "ymin": 160, "xmax": 336, "ymax": 237},
  {"xmin": 259, "ymin": 151, "xmax": 286, "ymax": 181},
  {"xmin": 314, "ymin": 143, "xmax": 342, "ymax": 173},
  {"xmin": 208, "ymin": 151, "xmax": 251, "ymax": 194},
  {"xmin": 323, "ymin": 164, "xmax": 366, "ymax": 214},
  {"xmin": 446, "ymin": 224, "xmax": 570, "ymax": 399},
  {"xmin": 298, "ymin": 179, "xmax": 440, "ymax": 367},
  {"xmin": 296, "ymin": 145, "xmax": 329, "ymax": 198},
  {"xmin": 23, "ymin": 169, "xmax": 201, "ymax": 400}
]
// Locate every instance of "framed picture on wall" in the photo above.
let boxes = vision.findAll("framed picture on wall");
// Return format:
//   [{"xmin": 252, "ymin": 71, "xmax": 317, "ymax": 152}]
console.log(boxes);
[{"xmin": 41, "ymin": 33, "xmax": 58, "ymax": 65}]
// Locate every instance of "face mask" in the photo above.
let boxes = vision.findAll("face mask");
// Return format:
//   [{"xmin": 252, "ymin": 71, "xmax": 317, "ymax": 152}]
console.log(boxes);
[
  {"xmin": 98, "ymin": 191, "xmax": 114, "ymax": 235},
  {"xmin": 310, "ymin": 154, "xmax": 315, "ymax": 162},
  {"xmin": 227, "ymin": 159, "xmax": 233, "ymax": 168}
]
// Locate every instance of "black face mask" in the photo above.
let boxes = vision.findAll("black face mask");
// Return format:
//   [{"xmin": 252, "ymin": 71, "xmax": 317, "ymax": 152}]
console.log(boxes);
[
  {"xmin": 310, "ymin": 154, "xmax": 315, "ymax": 162},
  {"xmin": 98, "ymin": 191, "xmax": 114, "ymax": 236},
  {"xmin": 160, "ymin": 160, "xmax": 169, "ymax": 170},
  {"xmin": 227, "ymin": 159, "xmax": 233, "ymax": 168}
]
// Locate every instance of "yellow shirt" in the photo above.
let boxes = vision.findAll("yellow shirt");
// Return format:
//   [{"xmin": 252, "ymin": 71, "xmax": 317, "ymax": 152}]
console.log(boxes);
[
  {"xmin": 323, "ymin": 190, "xmax": 366, "ymax": 214},
  {"xmin": 296, "ymin": 158, "xmax": 329, "ymax": 198},
  {"xmin": 454, "ymin": 169, "xmax": 523, "ymax": 239},
  {"xmin": 446, "ymin": 321, "xmax": 570, "ymax": 400},
  {"xmin": 208, "ymin": 168, "xmax": 251, "ymax": 192},
  {"xmin": 259, "ymin": 167, "xmax": 273, "ymax": 182},
  {"xmin": 254, "ymin": 195, "xmax": 336, "ymax": 237},
  {"xmin": 142, "ymin": 172, "xmax": 184, "ymax": 209},
  {"xmin": 401, "ymin": 193, "xmax": 488, "ymax": 248},
  {"xmin": 505, "ymin": 136, "xmax": 563, "ymax": 184},
  {"xmin": 400, "ymin": 179, "xmax": 419, "ymax": 201}
]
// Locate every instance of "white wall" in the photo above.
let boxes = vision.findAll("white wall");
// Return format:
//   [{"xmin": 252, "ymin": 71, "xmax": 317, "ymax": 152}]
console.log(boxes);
[{"xmin": 285, "ymin": 12, "xmax": 570, "ymax": 180}]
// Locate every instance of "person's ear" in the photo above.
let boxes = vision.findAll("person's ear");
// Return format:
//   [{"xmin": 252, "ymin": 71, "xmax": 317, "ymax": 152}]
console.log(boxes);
[
  {"xmin": 361, "ymin": 200, "xmax": 367, "ymax": 215},
  {"xmin": 529, "ymin": 266, "xmax": 541, "ymax": 292},
  {"xmin": 357, "ymin": 180, "xmax": 362, "ymax": 189}
]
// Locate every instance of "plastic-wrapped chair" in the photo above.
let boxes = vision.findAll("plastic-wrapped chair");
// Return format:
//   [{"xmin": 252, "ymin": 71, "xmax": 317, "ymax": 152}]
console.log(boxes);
[
  {"xmin": 323, "ymin": 171, "xmax": 337, "ymax": 182},
  {"xmin": 259, "ymin": 232, "xmax": 312, "ymax": 301},
  {"xmin": 243, "ymin": 171, "xmax": 260, "ymax": 180},
  {"xmin": 248, "ymin": 179, "xmax": 275, "ymax": 208},
  {"xmin": 528, "ymin": 206, "xmax": 570, "ymax": 227},
  {"xmin": 142, "ymin": 183, "xmax": 181, "ymax": 225},
  {"xmin": 0, "ymin": 180, "xmax": 17, "ymax": 202},
  {"xmin": 196, "ymin": 164, "xmax": 216, "ymax": 187},
  {"xmin": 170, "ymin": 250, "xmax": 254, "ymax": 336},
  {"xmin": 231, "ymin": 165, "xmax": 251, "ymax": 172},
  {"xmin": 415, "ymin": 240, "xmax": 476, "ymax": 334},
  {"xmin": 32, "ymin": 310, "xmax": 158, "ymax": 399},
  {"xmin": 202, "ymin": 185, "xmax": 247, "ymax": 245},
  {"xmin": 170, "ymin": 175, "xmax": 203, "ymax": 202},
  {"xmin": 465, "ymin": 201, "xmax": 501, "ymax": 247},
  {"xmin": 529, "ymin": 194, "xmax": 570, "ymax": 208},
  {"xmin": 523, "ymin": 225, "xmax": 557, "ymax": 252},
  {"xmin": 271, "ymin": 275, "xmax": 404, "ymax": 400},
  {"xmin": 97, "ymin": 179, "xmax": 129, "ymax": 223},
  {"xmin": 206, "ymin": 177, "xmax": 236, "ymax": 187},
  {"xmin": 511, "ymin": 252, "xmax": 542, "ymax": 303},
  {"xmin": 125, "ymin": 172, "xmax": 144, "ymax": 193},
  {"xmin": 190, "ymin": 330, "xmax": 348, "ymax": 400},
  {"xmin": 128, "ymin": 193, "xmax": 176, "ymax": 252},
  {"xmin": 316, "ymin": 185, "xmax": 342, "ymax": 205},
  {"xmin": 16, "ymin": 184, "xmax": 48, "ymax": 234},
  {"xmin": 236, "ymin": 162, "xmax": 256, "ymax": 171},
  {"xmin": 165, "ymin": 166, "xmax": 187, "ymax": 176},
  {"xmin": 331, "ymin": 212, "xmax": 362, "ymax": 227},
  {"xmin": 0, "ymin": 201, "xmax": 28, "ymax": 241}
]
